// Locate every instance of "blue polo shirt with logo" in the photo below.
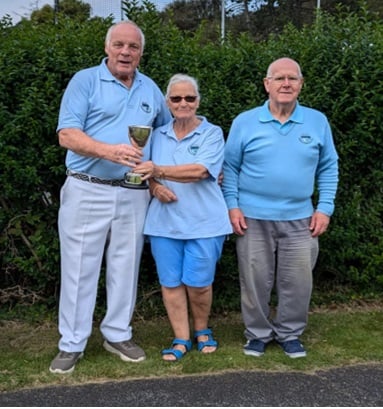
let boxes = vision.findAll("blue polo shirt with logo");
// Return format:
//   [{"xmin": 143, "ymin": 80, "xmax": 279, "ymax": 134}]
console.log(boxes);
[
  {"xmin": 57, "ymin": 57, "xmax": 171, "ymax": 179},
  {"xmin": 144, "ymin": 117, "xmax": 232, "ymax": 239},
  {"xmin": 222, "ymin": 100, "xmax": 339, "ymax": 220}
]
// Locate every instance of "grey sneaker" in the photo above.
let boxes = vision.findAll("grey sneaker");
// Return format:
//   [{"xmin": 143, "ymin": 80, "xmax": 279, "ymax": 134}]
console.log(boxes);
[
  {"xmin": 103, "ymin": 339, "xmax": 146, "ymax": 362},
  {"xmin": 49, "ymin": 351, "xmax": 84, "ymax": 374}
]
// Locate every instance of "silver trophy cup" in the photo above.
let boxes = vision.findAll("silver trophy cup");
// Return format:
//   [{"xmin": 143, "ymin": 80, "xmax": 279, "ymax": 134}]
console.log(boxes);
[{"xmin": 122, "ymin": 125, "xmax": 152, "ymax": 189}]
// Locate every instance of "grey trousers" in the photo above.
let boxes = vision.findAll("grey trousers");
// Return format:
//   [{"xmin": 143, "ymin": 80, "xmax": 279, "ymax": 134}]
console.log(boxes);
[{"xmin": 236, "ymin": 217, "xmax": 319, "ymax": 343}]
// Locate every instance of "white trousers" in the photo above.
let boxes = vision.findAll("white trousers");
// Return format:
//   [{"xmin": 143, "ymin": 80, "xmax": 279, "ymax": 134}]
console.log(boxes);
[{"xmin": 57, "ymin": 177, "xmax": 150, "ymax": 352}]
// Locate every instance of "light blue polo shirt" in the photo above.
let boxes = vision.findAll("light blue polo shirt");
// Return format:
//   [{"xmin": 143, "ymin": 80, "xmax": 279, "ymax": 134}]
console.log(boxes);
[
  {"xmin": 222, "ymin": 100, "xmax": 339, "ymax": 220},
  {"xmin": 57, "ymin": 58, "xmax": 172, "ymax": 179},
  {"xmin": 144, "ymin": 117, "xmax": 233, "ymax": 239}
]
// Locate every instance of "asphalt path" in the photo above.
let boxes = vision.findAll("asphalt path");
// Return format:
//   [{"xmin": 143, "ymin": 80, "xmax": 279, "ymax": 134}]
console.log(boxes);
[{"xmin": 0, "ymin": 364, "xmax": 382, "ymax": 406}]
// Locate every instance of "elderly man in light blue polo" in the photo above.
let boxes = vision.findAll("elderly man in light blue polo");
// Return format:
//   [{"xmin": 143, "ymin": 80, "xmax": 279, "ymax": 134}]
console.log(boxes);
[{"xmin": 49, "ymin": 20, "xmax": 171, "ymax": 374}]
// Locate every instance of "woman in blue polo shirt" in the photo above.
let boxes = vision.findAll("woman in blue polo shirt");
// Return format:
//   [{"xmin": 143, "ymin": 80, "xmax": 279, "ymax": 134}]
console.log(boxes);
[{"xmin": 135, "ymin": 74, "xmax": 232, "ymax": 361}]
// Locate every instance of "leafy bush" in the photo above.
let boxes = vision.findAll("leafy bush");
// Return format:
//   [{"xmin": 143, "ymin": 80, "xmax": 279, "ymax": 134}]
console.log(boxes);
[{"xmin": 0, "ymin": 3, "xmax": 382, "ymax": 317}]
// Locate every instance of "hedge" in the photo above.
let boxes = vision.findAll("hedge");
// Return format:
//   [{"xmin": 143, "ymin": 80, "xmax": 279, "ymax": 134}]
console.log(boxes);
[{"xmin": 0, "ymin": 3, "xmax": 382, "ymax": 317}]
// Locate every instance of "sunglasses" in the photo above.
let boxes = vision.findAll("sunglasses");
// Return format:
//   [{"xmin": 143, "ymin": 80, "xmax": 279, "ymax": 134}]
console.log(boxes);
[{"xmin": 169, "ymin": 95, "xmax": 198, "ymax": 103}]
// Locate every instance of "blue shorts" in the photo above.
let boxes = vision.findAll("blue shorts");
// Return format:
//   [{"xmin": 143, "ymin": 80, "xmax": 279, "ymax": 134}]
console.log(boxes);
[{"xmin": 149, "ymin": 236, "xmax": 226, "ymax": 288}]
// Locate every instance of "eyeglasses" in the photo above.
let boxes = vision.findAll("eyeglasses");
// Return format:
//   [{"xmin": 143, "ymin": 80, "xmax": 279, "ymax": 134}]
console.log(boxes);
[
  {"xmin": 169, "ymin": 95, "xmax": 198, "ymax": 103},
  {"xmin": 267, "ymin": 76, "xmax": 302, "ymax": 84}
]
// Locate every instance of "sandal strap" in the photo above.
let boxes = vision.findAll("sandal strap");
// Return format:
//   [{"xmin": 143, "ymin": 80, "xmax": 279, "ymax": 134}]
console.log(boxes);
[
  {"xmin": 197, "ymin": 338, "xmax": 218, "ymax": 351},
  {"xmin": 194, "ymin": 328, "xmax": 218, "ymax": 351},
  {"xmin": 172, "ymin": 338, "xmax": 192, "ymax": 351},
  {"xmin": 161, "ymin": 348, "xmax": 184, "ymax": 360},
  {"xmin": 161, "ymin": 338, "xmax": 192, "ymax": 360},
  {"xmin": 194, "ymin": 328, "xmax": 213, "ymax": 338}
]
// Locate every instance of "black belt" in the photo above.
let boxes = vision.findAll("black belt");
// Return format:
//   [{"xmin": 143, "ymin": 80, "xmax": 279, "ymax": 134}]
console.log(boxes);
[{"xmin": 66, "ymin": 170, "xmax": 125, "ymax": 187}]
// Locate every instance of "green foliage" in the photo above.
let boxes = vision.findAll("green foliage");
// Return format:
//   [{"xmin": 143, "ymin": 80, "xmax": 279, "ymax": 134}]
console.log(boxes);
[
  {"xmin": 0, "ymin": 2, "xmax": 382, "ymax": 317},
  {"xmin": 30, "ymin": 0, "xmax": 92, "ymax": 24},
  {"xmin": 0, "ymin": 17, "xmax": 112, "ymax": 310},
  {"xmin": 296, "ymin": 6, "xmax": 383, "ymax": 288}
]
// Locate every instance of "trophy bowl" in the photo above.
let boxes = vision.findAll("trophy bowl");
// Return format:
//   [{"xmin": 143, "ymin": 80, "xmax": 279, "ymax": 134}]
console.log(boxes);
[
  {"xmin": 122, "ymin": 125, "xmax": 153, "ymax": 189},
  {"xmin": 128, "ymin": 125, "xmax": 153, "ymax": 148}
]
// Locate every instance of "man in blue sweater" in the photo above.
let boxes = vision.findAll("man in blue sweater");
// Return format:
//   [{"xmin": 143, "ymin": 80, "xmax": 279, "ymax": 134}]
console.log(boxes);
[{"xmin": 222, "ymin": 57, "xmax": 339, "ymax": 358}]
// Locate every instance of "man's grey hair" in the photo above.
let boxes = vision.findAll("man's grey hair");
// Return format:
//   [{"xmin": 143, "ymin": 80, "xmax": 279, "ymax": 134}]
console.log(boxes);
[
  {"xmin": 105, "ymin": 20, "xmax": 145, "ymax": 55},
  {"xmin": 266, "ymin": 57, "xmax": 303, "ymax": 78}
]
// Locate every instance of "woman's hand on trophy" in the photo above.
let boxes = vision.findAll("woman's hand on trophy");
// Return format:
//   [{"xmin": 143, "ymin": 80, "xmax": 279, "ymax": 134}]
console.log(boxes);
[{"xmin": 133, "ymin": 160, "xmax": 155, "ymax": 180}]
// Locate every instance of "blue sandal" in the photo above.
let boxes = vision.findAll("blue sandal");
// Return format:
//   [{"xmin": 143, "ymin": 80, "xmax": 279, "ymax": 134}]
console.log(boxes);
[
  {"xmin": 161, "ymin": 338, "xmax": 192, "ymax": 361},
  {"xmin": 194, "ymin": 328, "xmax": 218, "ymax": 352}
]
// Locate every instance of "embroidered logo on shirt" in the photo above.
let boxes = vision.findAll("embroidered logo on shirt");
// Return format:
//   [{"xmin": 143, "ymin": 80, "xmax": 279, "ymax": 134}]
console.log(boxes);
[
  {"xmin": 299, "ymin": 135, "xmax": 312, "ymax": 144},
  {"xmin": 141, "ymin": 102, "xmax": 151, "ymax": 113},
  {"xmin": 188, "ymin": 145, "xmax": 199, "ymax": 155}
]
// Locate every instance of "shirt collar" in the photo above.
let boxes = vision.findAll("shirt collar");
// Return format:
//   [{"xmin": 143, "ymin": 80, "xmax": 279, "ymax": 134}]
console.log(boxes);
[
  {"xmin": 259, "ymin": 100, "xmax": 304, "ymax": 124},
  {"xmin": 161, "ymin": 116, "xmax": 207, "ymax": 139}
]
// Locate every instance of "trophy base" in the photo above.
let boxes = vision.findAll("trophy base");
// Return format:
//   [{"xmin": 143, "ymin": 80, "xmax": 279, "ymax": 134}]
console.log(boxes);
[
  {"xmin": 120, "ymin": 181, "xmax": 149, "ymax": 189},
  {"xmin": 121, "ymin": 172, "xmax": 149, "ymax": 189}
]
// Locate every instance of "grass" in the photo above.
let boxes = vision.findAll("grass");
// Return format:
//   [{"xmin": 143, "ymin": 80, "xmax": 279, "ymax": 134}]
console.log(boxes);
[{"xmin": 0, "ymin": 302, "xmax": 382, "ymax": 393}]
